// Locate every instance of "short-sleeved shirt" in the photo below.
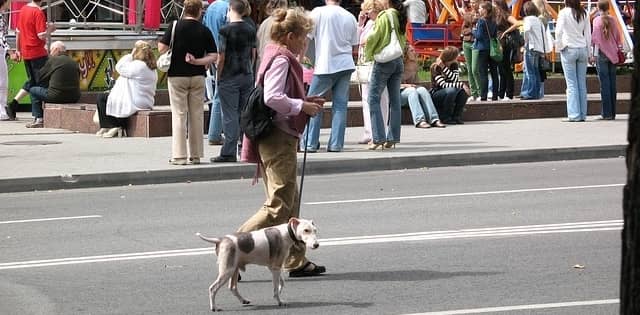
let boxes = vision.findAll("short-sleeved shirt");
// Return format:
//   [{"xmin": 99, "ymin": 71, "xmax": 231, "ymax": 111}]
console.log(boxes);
[
  {"xmin": 160, "ymin": 19, "xmax": 217, "ymax": 77},
  {"xmin": 218, "ymin": 21, "xmax": 256, "ymax": 79},
  {"xmin": 17, "ymin": 5, "xmax": 48, "ymax": 60},
  {"xmin": 308, "ymin": 5, "xmax": 359, "ymax": 75}
]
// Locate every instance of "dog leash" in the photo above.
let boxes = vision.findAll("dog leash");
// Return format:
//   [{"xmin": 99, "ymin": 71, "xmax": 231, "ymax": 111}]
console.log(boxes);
[{"xmin": 297, "ymin": 119, "xmax": 311, "ymax": 212}]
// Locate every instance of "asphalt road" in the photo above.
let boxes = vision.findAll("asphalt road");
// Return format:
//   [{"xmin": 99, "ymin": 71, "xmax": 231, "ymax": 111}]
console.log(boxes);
[{"xmin": 0, "ymin": 158, "xmax": 624, "ymax": 315}]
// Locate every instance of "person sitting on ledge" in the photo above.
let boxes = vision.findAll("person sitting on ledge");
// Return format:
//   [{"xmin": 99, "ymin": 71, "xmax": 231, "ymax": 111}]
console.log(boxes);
[
  {"xmin": 400, "ymin": 46, "xmax": 446, "ymax": 128},
  {"xmin": 95, "ymin": 40, "xmax": 157, "ymax": 138},
  {"xmin": 27, "ymin": 41, "xmax": 80, "ymax": 128}
]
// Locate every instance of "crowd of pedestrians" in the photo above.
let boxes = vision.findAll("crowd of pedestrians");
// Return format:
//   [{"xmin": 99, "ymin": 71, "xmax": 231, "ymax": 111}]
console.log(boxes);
[{"xmin": 0, "ymin": 0, "xmax": 626, "ymax": 141}]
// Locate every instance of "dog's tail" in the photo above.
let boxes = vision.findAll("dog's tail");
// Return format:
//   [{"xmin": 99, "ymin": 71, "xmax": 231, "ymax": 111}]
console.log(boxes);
[{"xmin": 195, "ymin": 232, "xmax": 221, "ymax": 244}]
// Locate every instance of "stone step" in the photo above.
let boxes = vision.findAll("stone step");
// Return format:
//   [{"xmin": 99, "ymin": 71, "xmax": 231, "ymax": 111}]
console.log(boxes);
[{"xmin": 44, "ymin": 93, "xmax": 631, "ymax": 137}]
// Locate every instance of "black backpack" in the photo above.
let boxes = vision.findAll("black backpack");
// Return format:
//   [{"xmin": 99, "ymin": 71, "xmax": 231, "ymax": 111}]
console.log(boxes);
[
  {"xmin": 240, "ymin": 84, "xmax": 275, "ymax": 141},
  {"xmin": 240, "ymin": 54, "xmax": 283, "ymax": 141}
]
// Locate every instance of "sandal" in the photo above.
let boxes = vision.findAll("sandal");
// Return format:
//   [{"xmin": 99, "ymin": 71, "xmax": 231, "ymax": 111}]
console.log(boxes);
[{"xmin": 289, "ymin": 261, "xmax": 326, "ymax": 277}]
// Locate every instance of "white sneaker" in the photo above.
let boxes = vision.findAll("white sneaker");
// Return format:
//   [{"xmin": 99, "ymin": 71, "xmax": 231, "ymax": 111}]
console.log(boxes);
[
  {"xmin": 475, "ymin": 96, "xmax": 482, "ymax": 101},
  {"xmin": 487, "ymin": 91, "xmax": 493, "ymax": 99},
  {"xmin": 501, "ymin": 97, "xmax": 512, "ymax": 101}
]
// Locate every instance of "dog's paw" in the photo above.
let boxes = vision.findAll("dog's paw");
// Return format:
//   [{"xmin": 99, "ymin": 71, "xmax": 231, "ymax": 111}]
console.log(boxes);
[
  {"xmin": 211, "ymin": 307, "xmax": 222, "ymax": 312},
  {"xmin": 242, "ymin": 299, "xmax": 251, "ymax": 305},
  {"xmin": 278, "ymin": 301, "xmax": 288, "ymax": 307}
]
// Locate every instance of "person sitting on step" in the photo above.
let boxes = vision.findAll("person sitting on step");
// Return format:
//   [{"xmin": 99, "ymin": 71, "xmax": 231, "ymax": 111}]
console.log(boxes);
[{"xmin": 95, "ymin": 40, "xmax": 157, "ymax": 138}]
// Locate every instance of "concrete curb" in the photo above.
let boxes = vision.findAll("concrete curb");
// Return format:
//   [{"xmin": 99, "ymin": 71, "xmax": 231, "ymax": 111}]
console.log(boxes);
[{"xmin": 0, "ymin": 145, "xmax": 626, "ymax": 194}]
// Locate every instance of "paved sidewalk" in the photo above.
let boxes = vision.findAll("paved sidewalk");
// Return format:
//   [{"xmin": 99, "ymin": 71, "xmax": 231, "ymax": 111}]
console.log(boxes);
[{"xmin": 0, "ymin": 112, "xmax": 628, "ymax": 193}]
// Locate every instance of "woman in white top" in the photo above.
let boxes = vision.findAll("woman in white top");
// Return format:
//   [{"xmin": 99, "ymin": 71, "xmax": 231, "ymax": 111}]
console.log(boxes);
[
  {"xmin": 95, "ymin": 40, "xmax": 158, "ymax": 137},
  {"xmin": 554, "ymin": 0, "xmax": 591, "ymax": 122}
]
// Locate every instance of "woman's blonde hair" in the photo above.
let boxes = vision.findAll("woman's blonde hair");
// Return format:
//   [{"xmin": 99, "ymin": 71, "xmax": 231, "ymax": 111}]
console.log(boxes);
[
  {"xmin": 270, "ymin": 7, "xmax": 314, "ymax": 42},
  {"xmin": 132, "ymin": 40, "xmax": 157, "ymax": 70},
  {"xmin": 361, "ymin": 0, "xmax": 385, "ymax": 13},
  {"xmin": 597, "ymin": 0, "xmax": 612, "ymax": 39},
  {"xmin": 439, "ymin": 46, "xmax": 459, "ymax": 63}
]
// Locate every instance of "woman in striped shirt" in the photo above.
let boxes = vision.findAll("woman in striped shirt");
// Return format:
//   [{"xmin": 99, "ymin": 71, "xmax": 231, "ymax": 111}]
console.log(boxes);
[{"xmin": 429, "ymin": 46, "xmax": 470, "ymax": 124}]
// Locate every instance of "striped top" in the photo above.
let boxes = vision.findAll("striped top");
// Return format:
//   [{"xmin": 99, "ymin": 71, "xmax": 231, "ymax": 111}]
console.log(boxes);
[{"xmin": 430, "ymin": 62, "xmax": 464, "ymax": 91}]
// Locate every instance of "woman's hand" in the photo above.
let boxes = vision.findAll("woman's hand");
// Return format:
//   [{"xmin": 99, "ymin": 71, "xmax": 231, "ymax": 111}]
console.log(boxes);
[
  {"xmin": 463, "ymin": 83, "xmax": 471, "ymax": 96},
  {"xmin": 185, "ymin": 53, "xmax": 196, "ymax": 64},
  {"xmin": 302, "ymin": 96, "xmax": 325, "ymax": 116}
]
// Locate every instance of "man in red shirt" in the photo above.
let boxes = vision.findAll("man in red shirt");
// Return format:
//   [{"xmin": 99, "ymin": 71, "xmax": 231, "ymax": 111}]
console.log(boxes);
[{"xmin": 5, "ymin": 0, "xmax": 55, "ymax": 127}]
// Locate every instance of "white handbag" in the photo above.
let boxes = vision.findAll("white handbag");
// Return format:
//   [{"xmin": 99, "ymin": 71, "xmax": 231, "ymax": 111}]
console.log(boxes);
[
  {"xmin": 373, "ymin": 12, "xmax": 403, "ymax": 63},
  {"xmin": 157, "ymin": 21, "xmax": 176, "ymax": 72},
  {"xmin": 350, "ymin": 45, "xmax": 373, "ymax": 84}
]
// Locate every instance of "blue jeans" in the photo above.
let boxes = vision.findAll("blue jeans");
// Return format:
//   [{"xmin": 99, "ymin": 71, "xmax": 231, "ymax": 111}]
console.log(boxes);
[
  {"xmin": 520, "ymin": 49, "xmax": 541, "ymax": 99},
  {"xmin": 368, "ymin": 57, "xmax": 403, "ymax": 144},
  {"xmin": 560, "ymin": 47, "xmax": 588, "ymax": 121},
  {"xmin": 596, "ymin": 53, "xmax": 617, "ymax": 118},
  {"xmin": 28, "ymin": 86, "xmax": 47, "ymax": 119},
  {"xmin": 401, "ymin": 86, "xmax": 440, "ymax": 125},
  {"xmin": 301, "ymin": 69, "xmax": 353, "ymax": 152},
  {"xmin": 207, "ymin": 90, "xmax": 223, "ymax": 142},
  {"xmin": 218, "ymin": 73, "xmax": 253, "ymax": 157}
]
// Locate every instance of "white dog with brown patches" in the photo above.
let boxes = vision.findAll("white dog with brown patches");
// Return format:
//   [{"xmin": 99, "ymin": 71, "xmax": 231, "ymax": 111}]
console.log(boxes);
[{"xmin": 196, "ymin": 218, "xmax": 319, "ymax": 312}]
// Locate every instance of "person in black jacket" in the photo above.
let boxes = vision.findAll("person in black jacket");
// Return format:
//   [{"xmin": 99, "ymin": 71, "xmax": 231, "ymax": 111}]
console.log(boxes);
[{"xmin": 27, "ymin": 41, "xmax": 80, "ymax": 128}]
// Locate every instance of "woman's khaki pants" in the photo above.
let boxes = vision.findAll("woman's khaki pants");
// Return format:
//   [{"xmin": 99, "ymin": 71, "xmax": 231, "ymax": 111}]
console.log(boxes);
[
  {"xmin": 237, "ymin": 127, "xmax": 306, "ymax": 270},
  {"xmin": 168, "ymin": 76, "xmax": 205, "ymax": 159}
]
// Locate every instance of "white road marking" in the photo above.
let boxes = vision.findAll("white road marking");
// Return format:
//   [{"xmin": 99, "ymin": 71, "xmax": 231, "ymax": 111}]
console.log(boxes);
[
  {"xmin": 0, "ymin": 220, "xmax": 622, "ymax": 270},
  {"xmin": 304, "ymin": 183, "xmax": 624, "ymax": 205},
  {"xmin": 402, "ymin": 299, "xmax": 620, "ymax": 315},
  {"xmin": 0, "ymin": 215, "xmax": 102, "ymax": 225}
]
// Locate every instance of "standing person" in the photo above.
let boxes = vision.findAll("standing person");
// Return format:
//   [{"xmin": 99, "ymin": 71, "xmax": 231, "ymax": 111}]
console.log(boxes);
[
  {"xmin": 533, "ymin": 0, "xmax": 552, "ymax": 98},
  {"xmin": 591, "ymin": 0, "xmax": 622, "ymax": 120},
  {"xmin": 555, "ymin": 0, "xmax": 591, "ymax": 122},
  {"xmin": 238, "ymin": 7, "xmax": 326, "ymax": 277},
  {"xmin": 357, "ymin": 0, "xmax": 389, "ymax": 144},
  {"xmin": 363, "ymin": 0, "xmax": 406, "ymax": 150},
  {"xmin": 211, "ymin": 0, "xmax": 257, "ymax": 163},
  {"xmin": 430, "ymin": 46, "xmax": 470, "ymax": 124},
  {"xmin": 519, "ymin": 2, "xmax": 545, "ymax": 100},
  {"xmin": 6, "ymin": 0, "xmax": 56, "ymax": 123},
  {"xmin": 159, "ymin": 0, "xmax": 218, "ymax": 165},
  {"xmin": 473, "ymin": 1, "xmax": 499, "ymax": 101},
  {"xmin": 0, "ymin": 0, "xmax": 12, "ymax": 121},
  {"xmin": 27, "ymin": 41, "xmax": 80, "ymax": 128},
  {"xmin": 493, "ymin": 0, "xmax": 521, "ymax": 101},
  {"xmin": 403, "ymin": 0, "xmax": 428, "ymax": 23},
  {"xmin": 256, "ymin": 0, "xmax": 288, "ymax": 70},
  {"xmin": 300, "ymin": 0, "xmax": 358, "ymax": 153},
  {"xmin": 95, "ymin": 40, "xmax": 157, "ymax": 138},
  {"xmin": 203, "ymin": 0, "xmax": 229, "ymax": 145},
  {"xmin": 461, "ymin": 0, "xmax": 480, "ymax": 101}
]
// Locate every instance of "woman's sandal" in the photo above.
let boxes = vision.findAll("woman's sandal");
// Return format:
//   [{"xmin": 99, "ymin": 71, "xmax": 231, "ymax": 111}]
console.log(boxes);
[{"xmin": 289, "ymin": 261, "xmax": 326, "ymax": 277}]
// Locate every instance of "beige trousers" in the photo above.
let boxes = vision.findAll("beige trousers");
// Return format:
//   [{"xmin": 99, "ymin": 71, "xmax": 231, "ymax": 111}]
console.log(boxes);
[
  {"xmin": 237, "ymin": 127, "xmax": 306, "ymax": 270},
  {"xmin": 168, "ymin": 76, "xmax": 205, "ymax": 159}
]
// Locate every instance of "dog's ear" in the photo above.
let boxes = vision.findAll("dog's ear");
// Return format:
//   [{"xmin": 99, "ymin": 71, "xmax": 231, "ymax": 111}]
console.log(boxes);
[{"xmin": 289, "ymin": 217, "xmax": 299, "ymax": 229}]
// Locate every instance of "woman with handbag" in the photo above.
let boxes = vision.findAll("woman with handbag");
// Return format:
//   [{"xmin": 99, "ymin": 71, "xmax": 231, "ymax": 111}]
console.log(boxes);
[
  {"xmin": 519, "ymin": 2, "xmax": 546, "ymax": 100},
  {"xmin": 472, "ymin": 1, "xmax": 499, "ymax": 101},
  {"xmin": 158, "ymin": 0, "xmax": 218, "ymax": 165},
  {"xmin": 357, "ymin": 0, "xmax": 389, "ymax": 144},
  {"xmin": 591, "ymin": 0, "xmax": 622, "ymax": 120},
  {"xmin": 363, "ymin": 0, "xmax": 406, "ymax": 150},
  {"xmin": 494, "ymin": 0, "xmax": 521, "ymax": 101},
  {"xmin": 555, "ymin": 0, "xmax": 591, "ymax": 122}
]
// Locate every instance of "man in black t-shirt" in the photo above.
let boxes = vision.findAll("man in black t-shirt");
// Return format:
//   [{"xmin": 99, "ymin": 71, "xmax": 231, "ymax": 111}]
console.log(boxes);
[{"xmin": 211, "ymin": 0, "xmax": 257, "ymax": 163}]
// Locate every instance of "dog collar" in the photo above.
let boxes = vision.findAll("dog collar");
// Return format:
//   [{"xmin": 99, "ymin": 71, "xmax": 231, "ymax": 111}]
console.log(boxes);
[{"xmin": 288, "ymin": 223, "xmax": 304, "ymax": 245}]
